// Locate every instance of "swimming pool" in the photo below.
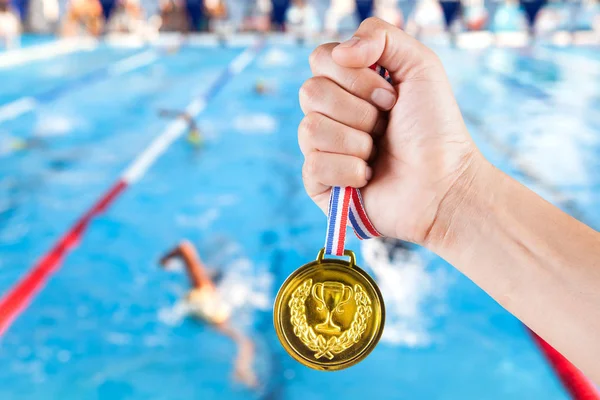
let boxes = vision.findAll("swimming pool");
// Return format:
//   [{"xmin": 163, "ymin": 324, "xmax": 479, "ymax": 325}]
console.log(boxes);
[{"xmin": 0, "ymin": 37, "xmax": 598, "ymax": 399}]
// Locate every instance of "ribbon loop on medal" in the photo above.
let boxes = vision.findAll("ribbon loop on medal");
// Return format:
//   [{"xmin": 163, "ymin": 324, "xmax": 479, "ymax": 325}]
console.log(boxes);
[
  {"xmin": 316, "ymin": 248, "xmax": 356, "ymax": 267},
  {"xmin": 324, "ymin": 186, "xmax": 382, "ymax": 256}
]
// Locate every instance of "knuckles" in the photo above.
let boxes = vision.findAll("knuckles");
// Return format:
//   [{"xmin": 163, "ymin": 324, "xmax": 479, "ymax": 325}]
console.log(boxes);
[
  {"xmin": 299, "ymin": 76, "xmax": 327, "ymax": 112},
  {"xmin": 308, "ymin": 43, "xmax": 334, "ymax": 71},
  {"xmin": 303, "ymin": 152, "xmax": 323, "ymax": 177},
  {"xmin": 358, "ymin": 16, "xmax": 388, "ymax": 32},
  {"xmin": 298, "ymin": 112, "xmax": 324, "ymax": 147}
]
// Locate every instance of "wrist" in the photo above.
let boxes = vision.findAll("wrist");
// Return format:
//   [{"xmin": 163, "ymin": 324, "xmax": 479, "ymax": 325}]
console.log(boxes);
[{"xmin": 423, "ymin": 152, "xmax": 503, "ymax": 256}]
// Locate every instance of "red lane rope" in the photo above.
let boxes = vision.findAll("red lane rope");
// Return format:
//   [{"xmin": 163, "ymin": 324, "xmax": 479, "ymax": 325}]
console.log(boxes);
[
  {"xmin": 528, "ymin": 329, "xmax": 600, "ymax": 399},
  {"xmin": 0, "ymin": 180, "xmax": 127, "ymax": 335}
]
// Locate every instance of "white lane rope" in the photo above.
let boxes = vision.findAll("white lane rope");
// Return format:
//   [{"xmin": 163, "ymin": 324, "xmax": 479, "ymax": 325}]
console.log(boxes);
[{"xmin": 0, "ymin": 38, "xmax": 97, "ymax": 69}]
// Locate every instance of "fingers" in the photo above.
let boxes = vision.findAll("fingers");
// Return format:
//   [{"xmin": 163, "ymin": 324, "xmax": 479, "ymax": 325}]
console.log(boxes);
[
  {"xmin": 298, "ymin": 113, "xmax": 374, "ymax": 161},
  {"xmin": 309, "ymin": 43, "xmax": 397, "ymax": 111},
  {"xmin": 303, "ymin": 152, "xmax": 372, "ymax": 199},
  {"xmin": 331, "ymin": 17, "xmax": 443, "ymax": 83},
  {"xmin": 299, "ymin": 76, "xmax": 384, "ymax": 135}
]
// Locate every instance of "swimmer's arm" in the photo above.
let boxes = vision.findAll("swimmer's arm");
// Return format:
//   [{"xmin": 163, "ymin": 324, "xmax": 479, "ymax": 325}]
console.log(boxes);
[
  {"xmin": 160, "ymin": 246, "xmax": 183, "ymax": 265},
  {"xmin": 216, "ymin": 323, "xmax": 257, "ymax": 388},
  {"xmin": 426, "ymin": 158, "xmax": 600, "ymax": 383},
  {"xmin": 160, "ymin": 241, "xmax": 213, "ymax": 289}
]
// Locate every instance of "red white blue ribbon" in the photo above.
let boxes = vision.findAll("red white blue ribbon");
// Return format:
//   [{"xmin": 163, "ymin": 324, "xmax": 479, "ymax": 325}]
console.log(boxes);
[
  {"xmin": 372, "ymin": 64, "xmax": 390, "ymax": 81},
  {"xmin": 325, "ymin": 186, "xmax": 382, "ymax": 256},
  {"xmin": 324, "ymin": 65, "xmax": 390, "ymax": 256}
]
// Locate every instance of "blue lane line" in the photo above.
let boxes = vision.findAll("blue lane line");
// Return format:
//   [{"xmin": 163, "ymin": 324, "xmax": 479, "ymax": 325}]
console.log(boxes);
[
  {"xmin": 35, "ymin": 68, "xmax": 112, "ymax": 103},
  {"xmin": 31, "ymin": 49, "xmax": 157, "ymax": 105},
  {"xmin": 481, "ymin": 64, "xmax": 552, "ymax": 101}
]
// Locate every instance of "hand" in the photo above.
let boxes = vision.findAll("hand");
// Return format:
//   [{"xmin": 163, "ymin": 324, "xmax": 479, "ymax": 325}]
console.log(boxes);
[{"xmin": 299, "ymin": 17, "xmax": 481, "ymax": 245}]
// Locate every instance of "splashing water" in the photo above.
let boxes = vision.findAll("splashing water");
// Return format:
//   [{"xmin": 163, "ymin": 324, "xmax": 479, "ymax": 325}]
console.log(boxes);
[
  {"xmin": 157, "ymin": 244, "xmax": 273, "ymax": 331},
  {"xmin": 361, "ymin": 239, "xmax": 450, "ymax": 347},
  {"xmin": 233, "ymin": 114, "xmax": 278, "ymax": 135},
  {"xmin": 34, "ymin": 113, "xmax": 77, "ymax": 137},
  {"xmin": 259, "ymin": 48, "xmax": 295, "ymax": 68}
]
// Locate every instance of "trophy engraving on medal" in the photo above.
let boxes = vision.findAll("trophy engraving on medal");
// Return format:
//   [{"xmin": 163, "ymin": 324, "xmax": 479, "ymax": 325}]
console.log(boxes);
[
  {"xmin": 312, "ymin": 281, "xmax": 353, "ymax": 334},
  {"xmin": 288, "ymin": 278, "xmax": 373, "ymax": 361}
]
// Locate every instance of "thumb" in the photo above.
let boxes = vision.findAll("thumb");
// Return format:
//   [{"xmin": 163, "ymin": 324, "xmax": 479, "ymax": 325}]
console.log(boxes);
[{"xmin": 331, "ymin": 17, "xmax": 442, "ymax": 83}]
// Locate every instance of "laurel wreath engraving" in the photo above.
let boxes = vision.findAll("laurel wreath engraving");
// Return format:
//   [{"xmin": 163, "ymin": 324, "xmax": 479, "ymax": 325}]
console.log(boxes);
[{"xmin": 289, "ymin": 279, "xmax": 372, "ymax": 360}]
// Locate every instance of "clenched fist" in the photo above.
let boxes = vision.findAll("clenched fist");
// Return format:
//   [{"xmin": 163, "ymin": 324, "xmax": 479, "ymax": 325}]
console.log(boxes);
[{"xmin": 299, "ymin": 17, "xmax": 481, "ymax": 245}]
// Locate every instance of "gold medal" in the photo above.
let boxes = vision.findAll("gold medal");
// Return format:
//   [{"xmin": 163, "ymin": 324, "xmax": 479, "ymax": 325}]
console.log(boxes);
[
  {"xmin": 274, "ymin": 249, "xmax": 385, "ymax": 371},
  {"xmin": 276, "ymin": 66, "xmax": 391, "ymax": 370}
]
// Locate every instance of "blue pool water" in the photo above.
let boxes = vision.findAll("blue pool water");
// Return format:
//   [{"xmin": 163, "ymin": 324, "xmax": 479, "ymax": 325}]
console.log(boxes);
[{"xmin": 0, "ymin": 38, "xmax": 599, "ymax": 399}]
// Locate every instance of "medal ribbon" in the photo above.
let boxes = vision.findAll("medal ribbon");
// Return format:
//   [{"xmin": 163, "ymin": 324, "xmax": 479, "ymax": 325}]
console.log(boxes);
[{"xmin": 324, "ymin": 65, "xmax": 390, "ymax": 256}]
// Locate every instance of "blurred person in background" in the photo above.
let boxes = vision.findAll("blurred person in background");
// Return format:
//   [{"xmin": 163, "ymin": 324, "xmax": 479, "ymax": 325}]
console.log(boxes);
[
  {"xmin": 26, "ymin": 0, "xmax": 59, "ymax": 33},
  {"xmin": 241, "ymin": 0, "xmax": 271, "ymax": 31},
  {"xmin": 520, "ymin": 0, "xmax": 548, "ymax": 40},
  {"xmin": 413, "ymin": 0, "xmax": 444, "ymax": 38},
  {"xmin": 594, "ymin": 0, "xmax": 600, "ymax": 32},
  {"xmin": 355, "ymin": 0, "xmax": 372, "ymax": 22},
  {"xmin": 184, "ymin": 0, "xmax": 204, "ymax": 31},
  {"xmin": 439, "ymin": 0, "xmax": 462, "ymax": 45},
  {"xmin": 160, "ymin": 241, "xmax": 257, "ymax": 388},
  {"xmin": 397, "ymin": 0, "xmax": 418, "ymax": 33},
  {"xmin": 158, "ymin": 0, "xmax": 190, "ymax": 31},
  {"xmin": 61, "ymin": 0, "xmax": 104, "ymax": 36},
  {"xmin": 373, "ymin": 0, "xmax": 404, "ymax": 27},
  {"xmin": 205, "ymin": 0, "xmax": 227, "ymax": 32},
  {"xmin": 483, "ymin": 0, "xmax": 500, "ymax": 33},
  {"xmin": 286, "ymin": 0, "xmax": 320, "ymax": 39},
  {"xmin": 219, "ymin": 0, "xmax": 241, "ymax": 33},
  {"xmin": 463, "ymin": 0, "xmax": 489, "ymax": 31},
  {"xmin": 325, "ymin": 0, "xmax": 357, "ymax": 35},
  {"xmin": 492, "ymin": 0, "xmax": 527, "ymax": 32},
  {"xmin": 271, "ymin": 0, "xmax": 290, "ymax": 30},
  {"xmin": 0, "ymin": 0, "xmax": 20, "ymax": 48},
  {"xmin": 536, "ymin": 0, "xmax": 572, "ymax": 41},
  {"xmin": 569, "ymin": 0, "xmax": 600, "ymax": 41},
  {"xmin": 105, "ymin": 0, "xmax": 146, "ymax": 33}
]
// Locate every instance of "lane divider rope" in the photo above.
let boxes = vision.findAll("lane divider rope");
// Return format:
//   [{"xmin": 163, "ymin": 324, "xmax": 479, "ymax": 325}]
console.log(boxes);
[
  {"xmin": 0, "ymin": 42, "xmax": 264, "ymax": 335},
  {"xmin": 528, "ymin": 329, "xmax": 600, "ymax": 400},
  {"xmin": 0, "ymin": 38, "xmax": 97, "ymax": 69},
  {"xmin": 0, "ymin": 49, "xmax": 159, "ymax": 125}
]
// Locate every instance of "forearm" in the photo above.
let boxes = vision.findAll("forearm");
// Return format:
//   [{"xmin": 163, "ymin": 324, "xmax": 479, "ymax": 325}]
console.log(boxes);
[{"xmin": 427, "ymin": 155, "xmax": 600, "ymax": 383}]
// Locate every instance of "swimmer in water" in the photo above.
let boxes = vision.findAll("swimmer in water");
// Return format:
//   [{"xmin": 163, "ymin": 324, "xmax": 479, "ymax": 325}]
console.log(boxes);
[
  {"xmin": 160, "ymin": 241, "xmax": 258, "ymax": 388},
  {"xmin": 2, "ymin": 136, "xmax": 45, "ymax": 154},
  {"xmin": 158, "ymin": 109, "xmax": 202, "ymax": 146},
  {"xmin": 9, "ymin": 138, "xmax": 29, "ymax": 151},
  {"xmin": 254, "ymin": 79, "xmax": 273, "ymax": 95}
]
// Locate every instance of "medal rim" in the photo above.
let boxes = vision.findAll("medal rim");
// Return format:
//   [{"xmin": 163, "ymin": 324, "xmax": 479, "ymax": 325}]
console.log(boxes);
[{"xmin": 273, "ymin": 252, "xmax": 385, "ymax": 371}]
